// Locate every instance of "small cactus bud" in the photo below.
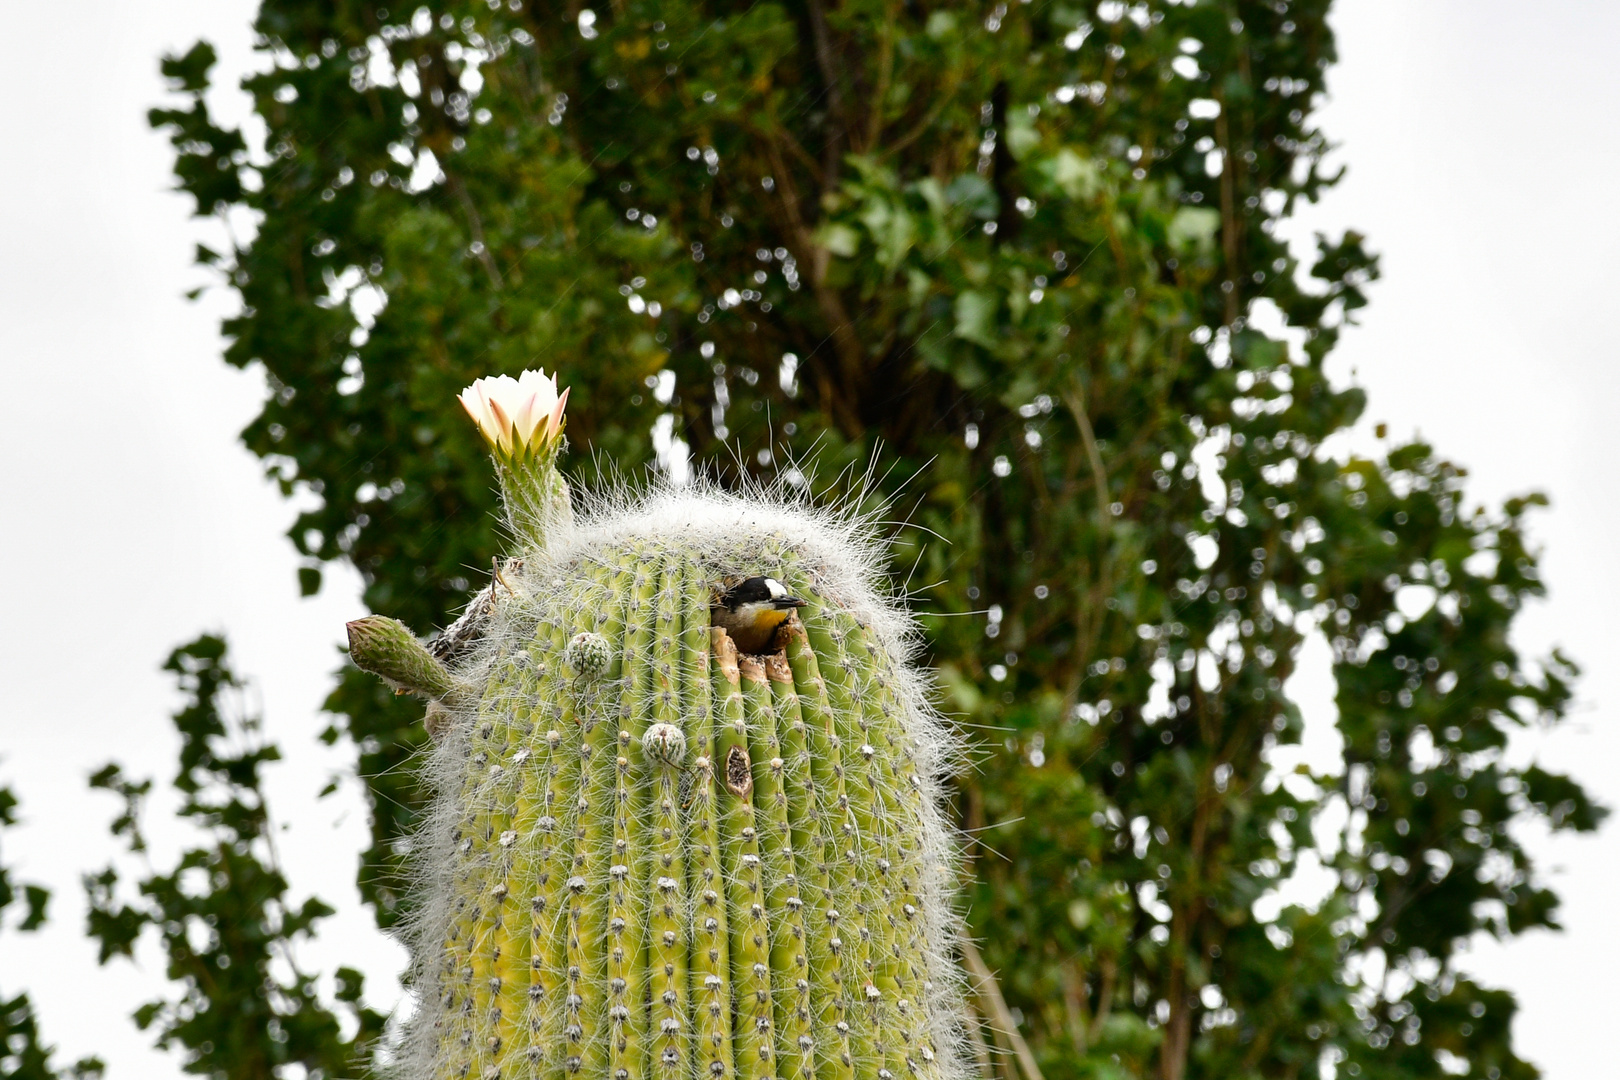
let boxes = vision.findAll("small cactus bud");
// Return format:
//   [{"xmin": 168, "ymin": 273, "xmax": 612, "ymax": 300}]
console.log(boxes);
[
  {"xmin": 564, "ymin": 631, "xmax": 612, "ymax": 678},
  {"xmin": 641, "ymin": 722, "xmax": 687, "ymax": 767}
]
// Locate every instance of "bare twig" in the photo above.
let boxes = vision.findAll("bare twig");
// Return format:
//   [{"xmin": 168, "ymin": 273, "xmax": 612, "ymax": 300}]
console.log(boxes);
[
  {"xmin": 961, "ymin": 938, "xmax": 1045, "ymax": 1080},
  {"xmin": 445, "ymin": 170, "xmax": 504, "ymax": 290}
]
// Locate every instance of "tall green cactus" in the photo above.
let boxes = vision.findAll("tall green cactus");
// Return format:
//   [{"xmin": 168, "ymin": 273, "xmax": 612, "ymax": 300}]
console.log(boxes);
[{"xmin": 348, "ymin": 375, "xmax": 963, "ymax": 1080}]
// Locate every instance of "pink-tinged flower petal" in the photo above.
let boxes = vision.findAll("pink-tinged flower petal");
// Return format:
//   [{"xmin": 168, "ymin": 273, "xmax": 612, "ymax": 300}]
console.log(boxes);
[
  {"xmin": 486, "ymin": 395, "xmax": 516, "ymax": 454},
  {"xmin": 511, "ymin": 390, "xmax": 540, "ymax": 444},
  {"xmin": 522, "ymin": 372, "xmax": 557, "ymax": 425},
  {"xmin": 546, "ymin": 386, "xmax": 571, "ymax": 440},
  {"xmin": 518, "ymin": 367, "xmax": 553, "ymax": 396}
]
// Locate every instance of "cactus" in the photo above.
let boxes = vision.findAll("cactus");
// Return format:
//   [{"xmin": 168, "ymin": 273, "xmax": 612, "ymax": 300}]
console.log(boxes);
[{"xmin": 350, "ymin": 374, "xmax": 965, "ymax": 1080}]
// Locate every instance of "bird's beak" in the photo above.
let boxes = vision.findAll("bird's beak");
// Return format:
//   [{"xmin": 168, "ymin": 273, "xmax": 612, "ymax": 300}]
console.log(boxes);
[{"xmin": 774, "ymin": 596, "xmax": 808, "ymax": 610}]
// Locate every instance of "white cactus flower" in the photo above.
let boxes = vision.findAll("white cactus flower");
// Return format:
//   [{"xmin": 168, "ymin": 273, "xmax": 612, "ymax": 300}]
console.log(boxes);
[{"xmin": 458, "ymin": 369, "xmax": 570, "ymax": 459}]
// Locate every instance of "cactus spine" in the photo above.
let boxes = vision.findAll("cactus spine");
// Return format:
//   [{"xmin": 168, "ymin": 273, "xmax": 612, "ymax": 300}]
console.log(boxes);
[{"xmin": 350, "ymin": 375, "xmax": 964, "ymax": 1080}]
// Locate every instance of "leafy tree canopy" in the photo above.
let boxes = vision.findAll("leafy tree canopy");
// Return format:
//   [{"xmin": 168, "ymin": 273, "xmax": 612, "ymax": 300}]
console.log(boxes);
[
  {"xmin": 2, "ymin": 786, "xmax": 104, "ymax": 1080},
  {"xmin": 84, "ymin": 637, "xmax": 385, "ymax": 1080},
  {"xmin": 120, "ymin": 2, "xmax": 1604, "ymax": 1079}
]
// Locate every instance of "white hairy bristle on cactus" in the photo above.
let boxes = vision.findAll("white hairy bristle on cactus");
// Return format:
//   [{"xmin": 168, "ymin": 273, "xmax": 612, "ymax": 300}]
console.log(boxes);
[{"xmin": 380, "ymin": 471, "xmax": 970, "ymax": 1080}]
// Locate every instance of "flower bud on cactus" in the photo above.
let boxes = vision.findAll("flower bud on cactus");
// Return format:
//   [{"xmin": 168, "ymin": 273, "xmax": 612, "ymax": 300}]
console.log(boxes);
[
  {"xmin": 358, "ymin": 373, "xmax": 967, "ymax": 1080},
  {"xmin": 641, "ymin": 723, "xmax": 688, "ymax": 768},
  {"xmin": 566, "ymin": 632, "xmax": 614, "ymax": 681}
]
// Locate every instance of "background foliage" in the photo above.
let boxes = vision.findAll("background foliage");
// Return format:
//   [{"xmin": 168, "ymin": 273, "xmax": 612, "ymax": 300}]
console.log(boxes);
[
  {"xmin": 14, "ymin": 1, "xmax": 1601, "ymax": 1078},
  {"xmin": 2, "ymin": 786, "xmax": 104, "ymax": 1080},
  {"xmin": 80, "ymin": 637, "xmax": 386, "ymax": 1080}
]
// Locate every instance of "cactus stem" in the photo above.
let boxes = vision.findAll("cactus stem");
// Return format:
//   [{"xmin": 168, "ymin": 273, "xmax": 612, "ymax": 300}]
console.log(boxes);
[
  {"xmin": 495, "ymin": 451, "xmax": 576, "ymax": 553},
  {"xmin": 369, "ymin": 502, "xmax": 961, "ymax": 1080}
]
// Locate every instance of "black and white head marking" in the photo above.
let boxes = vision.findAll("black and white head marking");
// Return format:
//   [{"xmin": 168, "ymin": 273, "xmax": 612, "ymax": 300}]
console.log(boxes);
[{"xmin": 719, "ymin": 575, "xmax": 797, "ymax": 610}]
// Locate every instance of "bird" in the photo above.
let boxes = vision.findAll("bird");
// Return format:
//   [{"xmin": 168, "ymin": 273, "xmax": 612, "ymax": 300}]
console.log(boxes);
[{"xmin": 711, "ymin": 575, "xmax": 808, "ymax": 655}]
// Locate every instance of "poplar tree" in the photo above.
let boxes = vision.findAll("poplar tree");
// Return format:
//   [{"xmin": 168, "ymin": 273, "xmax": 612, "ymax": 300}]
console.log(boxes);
[{"xmin": 111, "ymin": 2, "xmax": 1602, "ymax": 1078}]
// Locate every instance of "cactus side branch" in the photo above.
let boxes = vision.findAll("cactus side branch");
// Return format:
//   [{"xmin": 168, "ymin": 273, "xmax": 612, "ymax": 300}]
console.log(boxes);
[{"xmin": 345, "ymin": 615, "xmax": 471, "ymax": 704}]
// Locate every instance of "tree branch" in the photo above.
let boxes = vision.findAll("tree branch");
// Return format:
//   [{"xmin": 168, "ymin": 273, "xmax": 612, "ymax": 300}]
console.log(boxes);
[{"xmin": 961, "ymin": 938, "xmax": 1046, "ymax": 1080}]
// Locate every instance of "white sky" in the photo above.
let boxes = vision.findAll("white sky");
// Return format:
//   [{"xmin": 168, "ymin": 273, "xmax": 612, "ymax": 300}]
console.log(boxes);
[
  {"xmin": 1284, "ymin": 10, "xmax": 1620, "ymax": 1079},
  {"xmin": 0, "ymin": 2, "xmax": 1614, "ymax": 1078}
]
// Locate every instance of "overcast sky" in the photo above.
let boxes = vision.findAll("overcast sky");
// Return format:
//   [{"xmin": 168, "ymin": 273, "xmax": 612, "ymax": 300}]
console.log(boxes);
[{"xmin": 1, "ymin": 3, "xmax": 1615, "ymax": 1078}]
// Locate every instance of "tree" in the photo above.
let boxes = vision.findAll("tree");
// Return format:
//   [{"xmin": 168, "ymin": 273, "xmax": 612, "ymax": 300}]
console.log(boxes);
[
  {"xmin": 2, "ymin": 785, "xmax": 104, "ymax": 1080},
  {"xmin": 84, "ymin": 637, "xmax": 386, "ymax": 1080},
  {"xmin": 135, "ymin": 2, "xmax": 1600, "ymax": 1078}
]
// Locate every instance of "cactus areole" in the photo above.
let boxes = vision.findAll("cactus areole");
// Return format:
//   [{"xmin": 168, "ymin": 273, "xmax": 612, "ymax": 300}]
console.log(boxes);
[{"xmin": 347, "ymin": 373, "xmax": 966, "ymax": 1080}]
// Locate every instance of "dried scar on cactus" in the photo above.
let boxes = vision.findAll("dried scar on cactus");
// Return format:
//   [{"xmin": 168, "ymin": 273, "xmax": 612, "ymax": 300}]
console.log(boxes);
[{"xmin": 347, "ymin": 372, "xmax": 969, "ymax": 1080}]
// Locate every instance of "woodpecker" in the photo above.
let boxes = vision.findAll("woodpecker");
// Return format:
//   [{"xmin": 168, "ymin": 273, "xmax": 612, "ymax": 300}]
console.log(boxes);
[{"xmin": 711, "ymin": 576, "xmax": 807, "ymax": 655}]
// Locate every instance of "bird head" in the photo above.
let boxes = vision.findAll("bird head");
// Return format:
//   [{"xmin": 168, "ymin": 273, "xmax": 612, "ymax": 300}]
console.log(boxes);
[{"xmin": 717, "ymin": 576, "xmax": 808, "ymax": 613}]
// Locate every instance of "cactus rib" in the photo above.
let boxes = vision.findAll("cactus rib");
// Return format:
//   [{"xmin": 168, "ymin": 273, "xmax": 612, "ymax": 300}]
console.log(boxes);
[
  {"xmin": 711, "ymin": 633, "xmax": 775, "ymax": 1080},
  {"xmin": 648, "ymin": 559, "xmax": 690, "ymax": 1080},
  {"xmin": 783, "ymin": 622, "xmax": 858, "ymax": 1080},
  {"xmin": 609, "ymin": 558, "xmax": 654, "ymax": 1080},
  {"xmin": 751, "ymin": 655, "xmax": 814, "ymax": 1080},
  {"xmin": 684, "ymin": 571, "xmax": 733, "ymax": 1080}
]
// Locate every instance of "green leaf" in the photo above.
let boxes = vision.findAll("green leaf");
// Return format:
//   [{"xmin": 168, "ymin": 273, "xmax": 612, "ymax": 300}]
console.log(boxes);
[
  {"xmin": 816, "ymin": 223, "xmax": 859, "ymax": 258},
  {"xmin": 952, "ymin": 289, "xmax": 999, "ymax": 349},
  {"xmin": 158, "ymin": 40, "xmax": 216, "ymax": 93},
  {"xmin": 17, "ymin": 885, "xmax": 48, "ymax": 933},
  {"xmin": 1167, "ymin": 206, "xmax": 1221, "ymax": 254},
  {"xmin": 1040, "ymin": 148, "xmax": 1100, "ymax": 200}
]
